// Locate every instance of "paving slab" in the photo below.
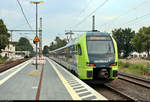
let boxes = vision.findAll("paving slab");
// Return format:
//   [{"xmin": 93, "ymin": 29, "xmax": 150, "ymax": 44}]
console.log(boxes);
[
  {"xmin": 39, "ymin": 60, "xmax": 72, "ymax": 100},
  {"xmin": 0, "ymin": 59, "xmax": 42, "ymax": 100}
]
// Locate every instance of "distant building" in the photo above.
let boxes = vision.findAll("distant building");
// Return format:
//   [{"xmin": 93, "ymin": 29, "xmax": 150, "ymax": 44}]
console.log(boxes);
[
  {"xmin": 130, "ymin": 52, "xmax": 148, "ymax": 58},
  {"xmin": 0, "ymin": 44, "xmax": 15, "ymax": 59}
]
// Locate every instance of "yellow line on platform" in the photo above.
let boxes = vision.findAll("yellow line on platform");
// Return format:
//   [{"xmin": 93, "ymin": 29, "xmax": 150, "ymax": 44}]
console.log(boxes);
[{"xmin": 48, "ymin": 59, "xmax": 81, "ymax": 100}]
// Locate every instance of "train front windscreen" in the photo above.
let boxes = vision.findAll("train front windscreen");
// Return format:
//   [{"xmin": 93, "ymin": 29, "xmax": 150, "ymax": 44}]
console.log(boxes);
[{"xmin": 87, "ymin": 36, "xmax": 115, "ymax": 64}]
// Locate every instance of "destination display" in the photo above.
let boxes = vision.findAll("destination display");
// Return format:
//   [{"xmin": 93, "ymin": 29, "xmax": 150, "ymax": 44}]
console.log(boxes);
[{"xmin": 87, "ymin": 36, "xmax": 110, "ymax": 40}]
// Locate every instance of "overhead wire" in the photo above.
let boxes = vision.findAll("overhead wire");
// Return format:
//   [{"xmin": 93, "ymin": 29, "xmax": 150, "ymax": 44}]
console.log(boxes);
[
  {"xmin": 77, "ymin": 0, "xmax": 93, "ymax": 17},
  {"xmin": 16, "ymin": 0, "xmax": 32, "ymax": 30},
  {"xmin": 73, "ymin": 0, "xmax": 109, "ymax": 28},
  {"xmin": 120, "ymin": 12, "xmax": 150, "ymax": 27},
  {"xmin": 99, "ymin": 0, "xmax": 150, "ymax": 29},
  {"xmin": 67, "ymin": 0, "xmax": 93, "ymax": 30}
]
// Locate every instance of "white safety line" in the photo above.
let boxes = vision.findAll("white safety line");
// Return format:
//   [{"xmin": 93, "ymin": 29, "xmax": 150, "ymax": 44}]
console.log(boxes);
[
  {"xmin": 76, "ymin": 90, "xmax": 89, "ymax": 94},
  {"xmin": 69, "ymin": 82, "xmax": 79, "ymax": 85},
  {"xmin": 74, "ymin": 87, "xmax": 86, "ymax": 91},
  {"xmin": 0, "ymin": 60, "xmax": 26, "ymax": 76},
  {"xmin": 80, "ymin": 94, "xmax": 94, "ymax": 99},
  {"xmin": 49, "ymin": 58, "xmax": 107, "ymax": 100},
  {"xmin": 0, "ymin": 59, "xmax": 32, "ymax": 86},
  {"xmin": 47, "ymin": 58, "xmax": 81, "ymax": 100}
]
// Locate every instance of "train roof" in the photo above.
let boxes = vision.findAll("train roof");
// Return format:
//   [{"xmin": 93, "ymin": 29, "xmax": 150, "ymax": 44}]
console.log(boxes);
[
  {"xmin": 51, "ymin": 38, "xmax": 78, "ymax": 52},
  {"xmin": 86, "ymin": 32, "xmax": 110, "ymax": 36},
  {"xmin": 50, "ymin": 32, "xmax": 110, "ymax": 53}
]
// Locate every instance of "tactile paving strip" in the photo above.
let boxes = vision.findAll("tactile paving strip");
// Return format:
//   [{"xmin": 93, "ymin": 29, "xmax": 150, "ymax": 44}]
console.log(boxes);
[{"xmin": 49, "ymin": 58, "xmax": 107, "ymax": 100}]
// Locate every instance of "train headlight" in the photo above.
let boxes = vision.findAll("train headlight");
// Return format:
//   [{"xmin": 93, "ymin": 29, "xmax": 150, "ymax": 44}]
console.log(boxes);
[
  {"xmin": 109, "ymin": 62, "xmax": 117, "ymax": 66},
  {"xmin": 86, "ymin": 62, "xmax": 95, "ymax": 67}
]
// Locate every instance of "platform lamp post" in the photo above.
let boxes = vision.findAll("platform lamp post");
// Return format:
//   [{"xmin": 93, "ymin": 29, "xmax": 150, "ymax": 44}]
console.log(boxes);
[{"xmin": 30, "ymin": 1, "xmax": 44, "ymax": 70}]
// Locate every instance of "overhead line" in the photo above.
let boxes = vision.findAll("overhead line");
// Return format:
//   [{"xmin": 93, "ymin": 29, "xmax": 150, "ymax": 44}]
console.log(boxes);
[
  {"xmin": 77, "ymin": 0, "xmax": 93, "ymax": 17},
  {"xmin": 107, "ymin": 12, "xmax": 150, "ymax": 32},
  {"xmin": 120, "ymin": 12, "xmax": 150, "ymax": 27},
  {"xmin": 99, "ymin": 0, "xmax": 150, "ymax": 28},
  {"xmin": 67, "ymin": 0, "xmax": 92, "ymax": 30},
  {"xmin": 16, "ymin": 0, "xmax": 32, "ymax": 30},
  {"xmin": 73, "ymin": 0, "xmax": 109, "ymax": 28}
]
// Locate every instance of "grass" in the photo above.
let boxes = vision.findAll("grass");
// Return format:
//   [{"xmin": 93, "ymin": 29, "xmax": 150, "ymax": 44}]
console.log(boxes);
[
  {"xmin": 119, "ymin": 60, "xmax": 150, "ymax": 79},
  {"xmin": 0, "ymin": 57, "xmax": 7, "ymax": 63}
]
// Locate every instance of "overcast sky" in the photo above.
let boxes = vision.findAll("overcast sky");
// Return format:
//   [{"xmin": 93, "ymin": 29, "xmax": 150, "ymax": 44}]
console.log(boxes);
[{"xmin": 1, "ymin": 0, "xmax": 150, "ymax": 48}]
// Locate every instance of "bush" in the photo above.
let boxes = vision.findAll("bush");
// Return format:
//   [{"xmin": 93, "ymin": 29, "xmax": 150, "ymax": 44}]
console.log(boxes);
[
  {"xmin": 147, "ymin": 55, "xmax": 150, "ymax": 60},
  {"xmin": 123, "ymin": 62, "xmax": 130, "ymax": 68}
]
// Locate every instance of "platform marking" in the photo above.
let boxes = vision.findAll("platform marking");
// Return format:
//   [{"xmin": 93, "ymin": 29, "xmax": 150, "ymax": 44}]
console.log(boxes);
[
  {"xmin": 69, "ymin": 82, "xmax": 79, "ymax": 85},
  {"xmin": 0, "ymin": 59, "xmax": 32, "ymax": 86},
  {"xmin": 77, "ymin": 90, "xmax": 89, "ymax": 95},
  {"xmin": 36, "ymin": 64, "xmax": 44, "ymax": 100},
  {"xmin": 80, "ymin": 94, "xmax": 94, "ymax": 99},
  {"xmin": 74, "ymin": 87, "xmax": 86, "ymax": 91},
  {"xmin": 82, "ymin": 95, "xmax": 97, "ymax": 100},
  {"xmin": 50, "ymin": 58, "xmax": 107, "ymax": 100},
  {"xmin": 76, "ymin": 89, "xmax": 88, "ymax": 93},
  {"xmin": 73, "ymin": 86, "xmax": 84, "ymax": 90},
  {"xmin": 48, "ymin": 59, "xmax": 81, "ymax": 100},
  {"xmin": 0, "ymin": 59, "xmax": 31, "ymax": 76},
  {"xmin": 70, "ymin": 84, "xmax": 82, "ymax": 87}
]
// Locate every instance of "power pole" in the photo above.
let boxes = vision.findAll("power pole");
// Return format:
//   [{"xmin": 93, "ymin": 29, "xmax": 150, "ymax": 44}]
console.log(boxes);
[
  {"xmin": 39, "ymin": 17, "xmax": 42, "ymax": 57},
  {"xmin": 10, "ymin": 30, "xmax": 13, "ymax": 42},
  {"xmin": 65, "ymin": 31, "xmax": 74, "ymax": 42},
  {"xmin": 8, "ymin": 30, "xmax": 39, "ymax": 41}
]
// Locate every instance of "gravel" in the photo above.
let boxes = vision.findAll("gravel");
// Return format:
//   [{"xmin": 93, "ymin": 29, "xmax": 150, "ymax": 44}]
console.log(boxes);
[{"xmin": 105, "ymin": 79, "xmax": 150, "ymax": 101}]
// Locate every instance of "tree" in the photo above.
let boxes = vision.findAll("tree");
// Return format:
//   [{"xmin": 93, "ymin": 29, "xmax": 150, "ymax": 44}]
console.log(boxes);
[
  {"xmin": 131, "ymin": 26, "xmax": 150, "ymax": 56},
  {"xmin": 112, "ymin": 28, "xmax": 135, "ymax": 58},
  {"xmin": 49, "ymin": 36, "xmax": 67, "ymax": 51},
  {"xmin": 49, "ymin": 41, "xmax": 56, "ymax": 50},
  {"xmin": 43, "ymin": 45, "xmax": 49, "ymax": 55},
  {"xmin": 16, "ymin": 37, "xmax": 33, "ymax": 52},
  {"xmin": 0, "ymin": 19, "xmax": 10, "ymax": 52},
  {"xmin": 55, "ymin": 36, "xmax": 67, "ymax": 48}
]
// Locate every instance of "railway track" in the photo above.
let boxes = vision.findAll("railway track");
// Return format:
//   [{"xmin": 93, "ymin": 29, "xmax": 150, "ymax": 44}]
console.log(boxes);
[
  {"xmin": 89, "ymin": 83, "xmax": 136, "ymax": 100},
  {"xmin": 104, "ymin": 84, "xmax": 137, "ymax": 100},
  {"xmin": 47, "ymin": 61, "xmax": 149, "ymax": 100},
  {"xmin": 89, "ymin": 72, "xmax": 150, "ymax": 100},
  {"xmin": 0, "ymin": 58, "xmax": 30, "ymax": 73},
  {"xmin": 118, "ymin": 72, "xmax": 150, "ymax": 89}
]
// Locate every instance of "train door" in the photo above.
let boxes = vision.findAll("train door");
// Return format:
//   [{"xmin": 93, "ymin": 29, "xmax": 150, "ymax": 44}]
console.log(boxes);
[{"xmin": 77, "ymin": 44, "xmax": 83, "ymax": 78}]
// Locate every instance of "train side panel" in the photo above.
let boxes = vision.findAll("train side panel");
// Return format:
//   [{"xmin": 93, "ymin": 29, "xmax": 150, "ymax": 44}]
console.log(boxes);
[
  {"xmin": 110, "ymin": 36, "xmax": 118, "ymax": 79},
  {"xmin": 77, "ymin": 34, "xmax": 93, "ymax": 79}
]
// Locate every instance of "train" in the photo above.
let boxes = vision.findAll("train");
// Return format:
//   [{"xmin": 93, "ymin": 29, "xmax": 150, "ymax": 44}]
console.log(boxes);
[{"xmin": 49, "ymin": 31, "xmax": 118, "ymax": 83}]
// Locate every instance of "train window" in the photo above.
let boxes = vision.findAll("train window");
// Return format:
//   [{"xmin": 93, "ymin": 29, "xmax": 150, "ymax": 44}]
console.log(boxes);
[{"xmin": 78, "ymin": 45, "xmax": 82, "ymax": 55}]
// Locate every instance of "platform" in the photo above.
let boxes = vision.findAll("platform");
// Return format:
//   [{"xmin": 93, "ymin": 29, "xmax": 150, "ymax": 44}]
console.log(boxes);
[{"xmin": 0, "ymin": 57, "xmax": 107, "ymax": 100}]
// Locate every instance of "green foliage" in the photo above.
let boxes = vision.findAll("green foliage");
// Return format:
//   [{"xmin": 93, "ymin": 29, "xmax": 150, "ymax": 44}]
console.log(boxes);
[
  {"xmin": 0, "ymin": 19, "xmax": 10, "ymax": 52},
  {"xmin": 43, "ymin": 45, "xmax": 49, "ymax": 55},
  {"xmin": 131, "ymin": 26, "xmax": 150, "ymax": 56},
  {"xmin": 0, "ymin": 57, "xmax": 7, "ymax": 63},
  {"xmin": 15, "ymin": 37, "xmax": 33, "ymax": 52},
  {"xmin": 147, "ymin": 55, "xmax": 150, "ymax": 60},
  {"xmin": 49, "ymin": 36, "xmax": 67, "ymax": 51},
  {"xmin": 124, "ymin": 62, "xmax": 130, "ymax": 68},
  {"xmin": 119, "ymin": 61, "xmax": 149, "ymax": 76},
  {"xmin": 112, "ymin": 28, "xmax": 135, "ymax": 58}
]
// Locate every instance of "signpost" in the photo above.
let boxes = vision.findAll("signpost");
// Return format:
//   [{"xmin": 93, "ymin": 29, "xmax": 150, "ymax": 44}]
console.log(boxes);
[{"xmin": 30, "ymin": 1, "xmax": 43, "ymax": 70}]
